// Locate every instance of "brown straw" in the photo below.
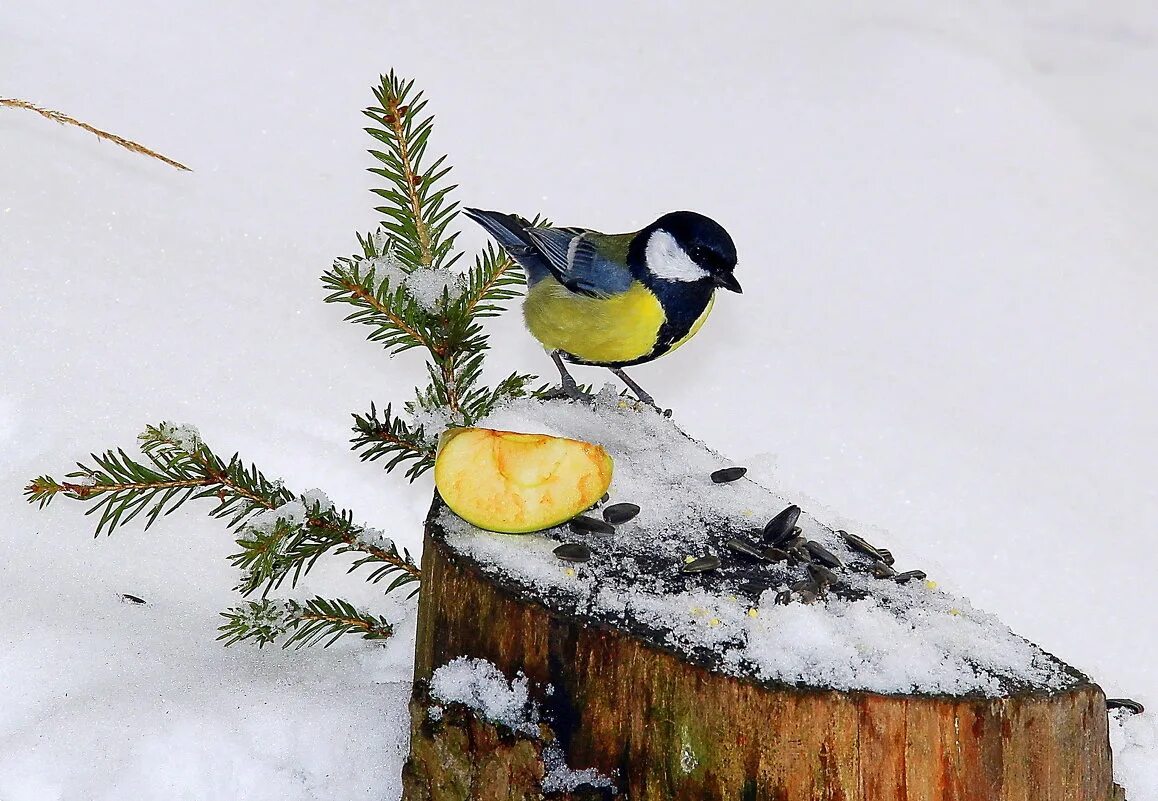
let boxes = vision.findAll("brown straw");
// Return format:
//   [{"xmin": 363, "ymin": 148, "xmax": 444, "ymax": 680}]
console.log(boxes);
[{"xmin": 1, "ymin": 97, "xmax": 190, "ymax": 171}]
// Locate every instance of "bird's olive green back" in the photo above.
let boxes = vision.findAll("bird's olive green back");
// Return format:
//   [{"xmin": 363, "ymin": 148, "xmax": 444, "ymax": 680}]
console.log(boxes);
[{"xmin": 587, "ymin": 232, "xmax": 635, "ymax": 267}]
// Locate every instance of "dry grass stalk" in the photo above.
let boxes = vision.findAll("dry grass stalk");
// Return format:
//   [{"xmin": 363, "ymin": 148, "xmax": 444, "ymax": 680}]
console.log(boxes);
[{"xmin": 0, "ymin": 97, "xmax": 191, "ymax": 171}]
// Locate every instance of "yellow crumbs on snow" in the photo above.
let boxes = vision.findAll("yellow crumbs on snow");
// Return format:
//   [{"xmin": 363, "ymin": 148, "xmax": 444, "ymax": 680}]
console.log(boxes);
[
  {"xmin": 564, "ymin": 568, "xmax": 576, "ymax": 578},
  {"xmin": 924, "ymin": 580, "xmax": 938, "ymax": 590},
  {"xmin": 684, "ymin": 555, "xmax": 695, "ymax": 564},
  {"xmin": 949, "ymin": 608, "xmax": 961, "ymax": 616},
  {"xmin": 747, "ymin": 608, "xmax": 759, "ymax": 618},
  {"xmin": 709, "ymin": 618, "xmax": 721, "ymax": 627}
]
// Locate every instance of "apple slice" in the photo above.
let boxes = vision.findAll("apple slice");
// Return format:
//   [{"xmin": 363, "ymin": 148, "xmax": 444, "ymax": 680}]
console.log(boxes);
[{"xmin": 434, "ymin": 427, "xmax": 614, "ymax": 534}]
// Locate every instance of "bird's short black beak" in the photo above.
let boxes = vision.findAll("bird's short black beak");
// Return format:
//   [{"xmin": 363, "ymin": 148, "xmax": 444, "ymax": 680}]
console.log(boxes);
[{"xmin": 713, "ymin": 272, "xmax": 742, "ymax": 293}]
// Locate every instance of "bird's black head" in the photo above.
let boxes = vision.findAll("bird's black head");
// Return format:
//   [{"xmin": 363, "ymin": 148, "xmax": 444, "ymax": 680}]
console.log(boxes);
[{"xmin": 642, "ymin": 211, "xmax": 741, "ymax": 293}]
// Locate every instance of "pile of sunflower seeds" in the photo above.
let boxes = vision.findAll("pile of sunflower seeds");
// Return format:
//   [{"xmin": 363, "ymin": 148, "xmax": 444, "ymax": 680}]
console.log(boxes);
[{"xmin": 554, "ymin": 465, "xmax": 932, "ymax": 606}]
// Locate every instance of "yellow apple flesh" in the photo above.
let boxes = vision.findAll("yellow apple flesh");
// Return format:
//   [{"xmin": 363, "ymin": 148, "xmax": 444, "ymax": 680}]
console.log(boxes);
[{"xmin": 434, "ymin": 427, "xmax": 614, "ymax": 534}]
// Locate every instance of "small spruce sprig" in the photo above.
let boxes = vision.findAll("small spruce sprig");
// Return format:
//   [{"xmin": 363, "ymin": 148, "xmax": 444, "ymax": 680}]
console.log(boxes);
[
  {"xmin": 24, "ymin": 71, "xmax": 535, "ymax": 649},
  {"xmin": 323, "ymin": 74, "xmax": 544, "ymax": 481}
]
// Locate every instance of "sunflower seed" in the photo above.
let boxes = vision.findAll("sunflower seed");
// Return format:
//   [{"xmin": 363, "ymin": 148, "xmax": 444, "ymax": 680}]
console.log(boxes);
[
  {"xmin": 787, "ymin": 544, "xmax": 812, "ymax": 564},
  {"xmin": 1107, "ymin": 698, "xmax": 1145, "ymax": 715},
  {"xmin": 894, "ymin": 570, "xmax": 927, "ymax": 584},
  {"xmin": 774, "ymin": 589, "xmax": 793, "ymax": 605},
  {"xmin": 726, "ymin": 538, "xmax": 766, "ymax": 561},
  {"xmin": 710, "ymin": 467, "xmax": 747, "ymax": 484},
  {"xmin": 876, "ymin": 547, "xmax": 895, "ymax": 566},
  {"xmin": 554, "ymin": 543, "xmax": 591, "ymax": 563},
  {"xmin": 682, "ymin": 555, "xmax": 722, "ymax": 573},
  {"xmin": 805, "ymin": 541, "xmax": 843, "ymax": 569},
  {"xmin": 869, "ymin": 561, "xmax": 897, "ymax": 579},
  {"xmin": 762, "ymin": 546, "xmax": 791, "ymax": 563},
  {"xmin": 788, "ymin": 580, "xmax": 821, "ymax": 604},
  {"xmin": 762, "ymin": 505, "xmax": 801, "ymax": 544},
  {"xmin": 569, "ymin": 515, "xmax": 616, "ymax": 536},
  {"xmin": 807, "ymin": 563, "xmax": 840, "ymax": 588},
  {"xmin": 121, "ymin": 594, "xmax": 147, "ymax": 605},
  {"xmin": 839, "ymin": 530, "xmax": 883, "ymax": 561},
  {"xmin": 602, "ymin": 502, "xmax": 640, "ymax": 525}
]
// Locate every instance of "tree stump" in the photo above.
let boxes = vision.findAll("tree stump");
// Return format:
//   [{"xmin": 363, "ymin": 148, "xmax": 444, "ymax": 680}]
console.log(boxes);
[{"xmin": 400, "ymin": 400, "xmax": 1122, "ymax": 801}]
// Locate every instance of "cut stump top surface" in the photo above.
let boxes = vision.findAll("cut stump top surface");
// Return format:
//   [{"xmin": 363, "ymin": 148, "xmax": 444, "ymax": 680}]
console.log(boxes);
[{"xmin": 434, "ymin": 396, "xmax": 1090, "ymax": 700}]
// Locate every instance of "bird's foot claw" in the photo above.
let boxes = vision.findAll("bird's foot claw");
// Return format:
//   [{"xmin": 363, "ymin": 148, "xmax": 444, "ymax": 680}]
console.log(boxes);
[
  {"xmin": 542, "ymin": 384, "xmax": 594, "ymax": 403},
  {"xmin": 640, "ymin": 401, "xmax": 673, "ymax": 418},
  {"xmin": 542, "ymin": 381, "xmax": 669, "ymax": 415}
]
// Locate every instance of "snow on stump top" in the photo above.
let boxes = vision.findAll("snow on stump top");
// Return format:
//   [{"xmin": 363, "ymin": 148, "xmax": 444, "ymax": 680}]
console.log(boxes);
[{"xmin": 405, "ymin": 395, "xmax": 1119, "ymax": 801}]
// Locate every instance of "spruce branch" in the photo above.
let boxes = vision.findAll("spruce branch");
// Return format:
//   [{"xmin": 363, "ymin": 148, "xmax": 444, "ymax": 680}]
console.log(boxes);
[
  {"xmin": 217, "ymin": 597, "xmax": 394, "ymax": 649},
  {"xmin": 327, "ymin": 74, "xmax": 545, "ymax": 446},
  {"xmin": 350, "ymin": 403, "xmax": 437, "ymax": 480},
  {"xmin": 364, "ymin": 72, "xmax": 459, "ymax": 270},
  {"xmin": 288, "ymin": 597, "xmax": 394, "ymax": 647},
  {"xmin": 462, "ymin": 246, "xmax": 522, "ymax": 318},
  {"xmin": 234, "ymin": 503, "xmax": 420, "ymax": 597},
  {"xmin": 460, "ymin": 370, "xmax": 539, "ymax": 422},
  {"xmin": 24, "ymin": 434, "xmax": 220, "ymax": 536},
  {"xmin": 322, "ymin": 255, "xmax": 432, "ymax": 356},
  {"xmin": 24, "ymin": 423, "xmax": 420, "ymax": 598},
  {"xmin": 458, "ymin": 233, "xmax": 542, "ymax": 319}
]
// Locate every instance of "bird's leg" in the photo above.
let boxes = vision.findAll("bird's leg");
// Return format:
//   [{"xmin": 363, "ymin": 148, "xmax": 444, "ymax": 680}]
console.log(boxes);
[
  {"xmin": 549, "ymin": 351, "xmax": 592, "ymax": 402},
  {"xmin": 610, "ymin": 367, "xmax": 671, "ymax": 416}
]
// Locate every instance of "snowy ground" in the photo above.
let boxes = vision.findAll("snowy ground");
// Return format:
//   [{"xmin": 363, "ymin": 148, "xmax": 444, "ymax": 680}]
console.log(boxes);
[{"xmin": 2, "ymin": 1, "xmax": 1157, "ymax": 798}]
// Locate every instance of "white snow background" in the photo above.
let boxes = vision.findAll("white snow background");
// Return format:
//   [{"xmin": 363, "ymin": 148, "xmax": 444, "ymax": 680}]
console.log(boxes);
[{"xmin": 2, "ymin": 1, "xmax": 1157, "ymax": 798}]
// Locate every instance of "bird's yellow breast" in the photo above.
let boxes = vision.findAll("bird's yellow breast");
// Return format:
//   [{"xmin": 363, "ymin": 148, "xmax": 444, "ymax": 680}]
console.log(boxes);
[{"xmin": 524, "ymin": 279, "xmax": 667, "ymax": 364}]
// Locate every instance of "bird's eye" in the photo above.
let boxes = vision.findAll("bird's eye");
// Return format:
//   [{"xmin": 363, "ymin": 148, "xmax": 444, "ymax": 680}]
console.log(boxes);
[{"xmin": 690, "ymin": 246, "xmax": 708, "ymax": 262}]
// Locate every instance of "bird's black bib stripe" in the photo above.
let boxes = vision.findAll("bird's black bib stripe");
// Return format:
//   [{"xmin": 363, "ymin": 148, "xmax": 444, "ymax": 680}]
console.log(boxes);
[{"xmin": 646, "ymin": 279, "xmax": 716, "ymax": 360}]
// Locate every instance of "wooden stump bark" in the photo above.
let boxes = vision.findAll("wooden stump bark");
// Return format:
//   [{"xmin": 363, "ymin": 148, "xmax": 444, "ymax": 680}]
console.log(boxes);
[{"xmin": 402, "ymin": 500, "xmax": 1122, "ymax": 801}]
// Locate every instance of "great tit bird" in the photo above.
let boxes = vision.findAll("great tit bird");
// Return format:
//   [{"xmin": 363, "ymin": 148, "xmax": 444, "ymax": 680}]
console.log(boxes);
[{"xmin": 464, "ymin": 208, "xmax": 740, "ymax": 408}]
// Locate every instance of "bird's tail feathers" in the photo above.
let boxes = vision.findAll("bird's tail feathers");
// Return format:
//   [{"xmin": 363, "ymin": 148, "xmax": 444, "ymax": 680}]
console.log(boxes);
[{"xmin": 463, "ymin": 207, "xmax": 551, "ymax": 283}]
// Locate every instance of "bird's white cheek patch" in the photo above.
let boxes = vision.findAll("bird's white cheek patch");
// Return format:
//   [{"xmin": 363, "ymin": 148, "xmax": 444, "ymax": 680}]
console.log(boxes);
[{"xmin": 646, "ymin": 229, "xmax": 710, "ymax": 282}]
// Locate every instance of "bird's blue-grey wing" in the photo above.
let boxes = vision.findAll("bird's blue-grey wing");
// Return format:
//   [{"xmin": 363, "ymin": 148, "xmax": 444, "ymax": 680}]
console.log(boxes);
[{"xmin": 525, "ymin": 228, "xmax": 634, "ymax": 298}]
